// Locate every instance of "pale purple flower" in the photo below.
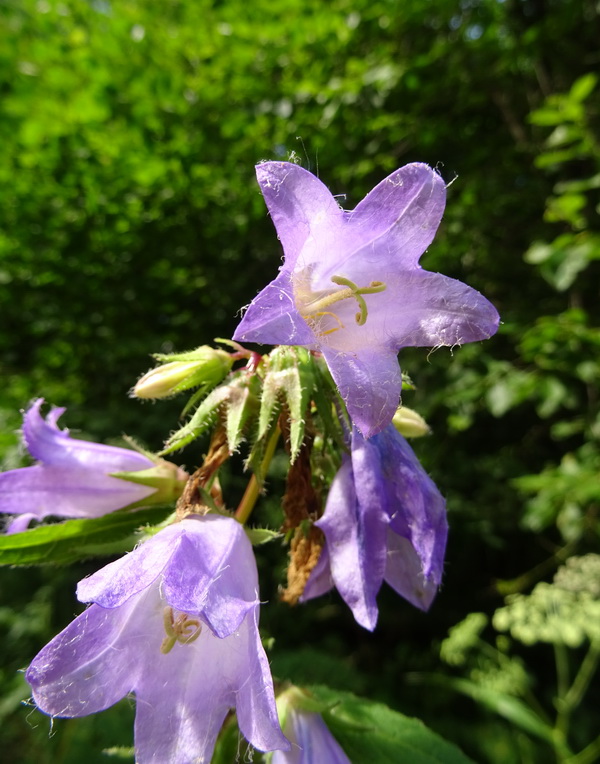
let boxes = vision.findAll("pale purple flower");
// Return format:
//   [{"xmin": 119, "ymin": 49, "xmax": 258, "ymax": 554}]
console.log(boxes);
[
  {"xmin": 234, "ymin": 162, "xmax": 499, "ymax": 437},
  {"xmin": 273, "ymin": 708, "xmax": 351, "ymax": 764},
  {"xmin": 302, "ymin": 425, "xmax": 447, "ymax": 631},
  {"xmin": 0, "ymin": 399, "xmax": 157, "ymax": 531},
  {"xmin": 26, "ymin": 515, "xmax": 290, "ymax": 764}
]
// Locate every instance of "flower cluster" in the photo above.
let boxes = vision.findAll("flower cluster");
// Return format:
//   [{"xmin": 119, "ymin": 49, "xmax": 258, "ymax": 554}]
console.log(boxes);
[{"xmin": 5, "ymin": 162, "xmax": 498, "ymax": 763}]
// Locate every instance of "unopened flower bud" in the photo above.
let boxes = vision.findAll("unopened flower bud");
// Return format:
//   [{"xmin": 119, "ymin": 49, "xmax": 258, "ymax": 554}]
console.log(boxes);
[
  {"xmin": 392, "ymin": 406, "xmax": 430, "ymax": 438},
  {"xmin": 111, "ymin": 458, "xmax": 189, "ymax": 505},
  {"xmin": 133, "ymin": 346, "xmax": 233, "ymax": 399}
]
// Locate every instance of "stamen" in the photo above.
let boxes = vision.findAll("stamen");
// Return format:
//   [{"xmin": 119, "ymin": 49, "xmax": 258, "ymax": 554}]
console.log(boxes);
[
  {"xmin": 314, "ymin": 311, "xmax": 345, "ymax": 335},
  {"xmin": 301, "ymin": 275, "xmax": 386, "ymax": 330},
  {"xmin": 160, "ymin": 606, "xmax": 203, "ymax": 654}
]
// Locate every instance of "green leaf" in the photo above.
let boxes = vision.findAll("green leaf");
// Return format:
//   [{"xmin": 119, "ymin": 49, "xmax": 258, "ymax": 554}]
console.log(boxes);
[
  {"xmin": 0, "ymin": 506, "xmax": 172, "ymax": 566},
  {"xmin": 439, "ymin": 678, "xmax": 556, "ymax": 745},
  {"xmin": 308, "ymin": 685, "xmax": 475, "ymax": 764}
]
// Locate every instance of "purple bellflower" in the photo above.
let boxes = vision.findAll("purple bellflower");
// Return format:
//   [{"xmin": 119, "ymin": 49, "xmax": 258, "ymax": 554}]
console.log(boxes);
[
  {"xmin": 301, "ymin": 425, "xmax": 447, "ymax": 631},
  {"xmin": 26, "ymin": 515, "xmax": 290, "ymax": 764},
  {"xmin": 234, "ymin": 162, "xmax": 499, "ymax": 437},
  {"xmin": 0, "ymin": 399, "xmax": 178, "ymax": 533},
  {"xmin": 272, "ymin": 708, "xmax": 351, "ymax": 764}
]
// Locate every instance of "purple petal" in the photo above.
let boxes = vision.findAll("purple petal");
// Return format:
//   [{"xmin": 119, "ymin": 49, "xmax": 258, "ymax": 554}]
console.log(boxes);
[
  {"xmin": 233, "ymin": 269, "xmax": 314, "ymax": 346},
  {"xmin": 373, "ymin": 427, "xmax": 447, "ymax": 584},
  {"xmin": 256, "ymin": 162, "xmax": 341, "ymax": 269},
  {"xmin": 133, "ymin": 605, "xmax": 288, "ymax": 763},
  {"xmin": 26, "ymin": 594, "xmax": 146, "ymax": 717},
  {"xmin": 384, "ymin": 271, "xmax": 500, "ymax": 348},
  {"xmin": 0, "ymin": 464, "xmax": 154, "ymax": 521},
  {"xmin": 4, "ymin": 512, "xmax": 38, "ymax": 534},
  {"xmin": 300, "ymin": 544, "xmax": 334, "ymax": 602},
  {"xmin": 78, "ymin": 517, "xmax": 258, "ymax": 638},
  {"xmin": 233, "ymin": 608, "xmax": 291, "ymax": 753},
  {"xmin": 321, "ymin": 346, "xmax": 401, "ymax": 438},
  {"xmin": 163, "ymin": 516, "xmax": 259, "ymax": 637},
  {"xmin": 345, "ymin": 162, "xmax": 446, "ymax": 271},
  {"xmin": 273, "ymin": 709, "xmax": 351, "ymax": 764},
  {"xmin": 77, "ymin": 522, "xmax": 184, "ymax": 605},
  {"xmin": 316, "ymin": 457, "xmax": 388, "ymax": 631},
  {"xmin": 23, "ymin": 399, "xmax": 154, "ymax": 472},
  {"xmin": 385, "ymin": 531, "xmax": 439, "ymax": 611}
]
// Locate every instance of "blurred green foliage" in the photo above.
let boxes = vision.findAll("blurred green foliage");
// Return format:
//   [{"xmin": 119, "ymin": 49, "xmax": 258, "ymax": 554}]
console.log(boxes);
[{"xmin": 1, "ymin": 0, "xmax": 599, "ymax": 761}]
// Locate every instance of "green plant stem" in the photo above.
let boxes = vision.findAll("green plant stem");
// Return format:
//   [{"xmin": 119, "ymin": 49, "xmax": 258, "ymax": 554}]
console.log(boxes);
[
  {"xmin": 554, "ymin": 642, "xmax": 571, "ymax": 738},
  {"xmin": 234, "ymin": 426, "xmax": 280, "ymax": 525},
  {"xmin": 567, "ymin": 733, "xmax": 600, "ymax": 764},
  {"xmin": 564, "ymin": 640, "xmax": 600, "ymax": 712}
]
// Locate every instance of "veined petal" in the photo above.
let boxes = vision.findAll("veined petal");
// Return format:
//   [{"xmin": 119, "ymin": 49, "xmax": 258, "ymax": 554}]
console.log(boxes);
[
  {"xmin": 26, "ymin": 593, "xmax": 147, "ymax": 717},
  {"xmin": 299, "ymin": 545, "xmax": 334, "ymax": 603},
  {"xmin": 234, "ymin": 608, "xmax": 291, "ymax": 753},
  {"xmin": 343, "ymin": 162, "xmax": 446, "ymax": 273},
  {"xmin": 256, "ymin": 162, "xmax": 341, "ymax": 269},
  {"xmin": 0, "ymin": 464, "xmax": 154, "ymax": 521},
  {"xmin": 316, "ymin": 457, "xmax": 388, "ymax": 631},
  {"xmin": 374, "ymin": 427, "xmax": 448, "ymax": 584},
  {"xmin": 23, "ymin": 399, "xmax": 154, "ymax": 472},
  {"xmin": 321, "ymin": 346, "xmax": 401, "ymax": 438},
  {"xmin": 385, "ymin": 532, "xmax": 439, "ymax": 611},
  {"xmin": 233, "ymin": 269, "xmax": 314, "ymax": 346},
  {"xmin": 387, "ymin": 271, "xmax": 500, "ymax": 348},
  {"xmin": 133, "ymin": 606, "xmax": 288, "ymax": 764},
  {"xmin": 163, "ymin": 516, "xmax": 259, "ymax": 637},
  {"xmin": 77, "ymin": 522, "xmax": 185, "ymax": 606},
  {"xmin": 273, "ymin": 709, "xmax": 351, "ymax": 764},
  {"xmin": 78, "ymin": 517, "xmax": 258, "ymax": 638}
]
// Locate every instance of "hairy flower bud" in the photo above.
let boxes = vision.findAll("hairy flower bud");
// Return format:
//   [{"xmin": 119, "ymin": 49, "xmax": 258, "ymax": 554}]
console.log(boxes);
[{"xmin": 133, "ymin": 346, "xmax": 233, "ymax": 399}]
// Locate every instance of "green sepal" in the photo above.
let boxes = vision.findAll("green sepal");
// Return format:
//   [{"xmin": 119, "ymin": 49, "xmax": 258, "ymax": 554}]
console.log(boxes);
[
  {"xmin": 245, "ymin": 527, "xmax": 282, "ymax": 546},
  {"xmin": 111, "ymin": 460, "xmax": 188, "ymax": 504},
  {"xmin": 258, "ymin": 346, "xmax": 313, "ymax": 463},
  {"xmin": 0, "ymin": 506, "xmax": 172, "ymax": 566},
  {"xmin": 226, "ymin": 374, "xmax": 260, "ymax": 452},
  {"xmin": 311, "ymin": 354, "xmax": 347, "ymax": 451},
  {"xmin": 161, "ymin": 384, "xmax": 231, "ymax": 454}
]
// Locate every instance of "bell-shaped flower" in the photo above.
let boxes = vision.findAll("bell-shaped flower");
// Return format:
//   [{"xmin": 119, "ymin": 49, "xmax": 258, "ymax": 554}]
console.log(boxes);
[
  {"xmin": 26, "ymin": 515, "xmax": 290, "ymax": 764},
  {"xmin": 301, "ymin": 425, "xmax": 447, "ymax": 631},
  {"xmin": 273, "ymin": 687, "xmax": 351, "ymax": 764},
  {"xmin": 0, "ymin": 399, "xmax": 186, "ymax": 532},
  {"xmin": 234, "ymin": 162, "xmax": 499, "ymax": 437}
]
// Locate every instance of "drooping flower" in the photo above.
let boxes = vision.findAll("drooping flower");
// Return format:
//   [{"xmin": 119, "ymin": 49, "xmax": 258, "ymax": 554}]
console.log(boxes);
[
  {"xmin": 273, "ymin": 688, "xmax": 351, "ymax": 764},
  {"xmin": 0, "ymin": 399, "xmax": 186, "ymax": 532},
  {"xmin": 26, "ymin": 515, "xmax": 290, "ymax": 764},
  {"xmin": 301, "ymin": 425, "xmax": 447, "ymax": 631},
  {"xmin": 234, "ymin": 162, "xmax": 499, "ymax": 437}
]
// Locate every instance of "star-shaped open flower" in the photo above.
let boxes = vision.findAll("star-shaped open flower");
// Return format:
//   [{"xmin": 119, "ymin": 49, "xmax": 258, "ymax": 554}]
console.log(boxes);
[
  {"xmin": 234, "ymin": 162, "xmax": 499, "ymax": 437},
  {"xmin": 301, "ymin": 425, "xmax": 447, "ymax": 631},
  {"xmin": 0, "ymin": 399, "xmax": 186, "ymax": 533},
  {"xmin": 26, "ymin": 515, "xmax": 290, "ymax": 764}
]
